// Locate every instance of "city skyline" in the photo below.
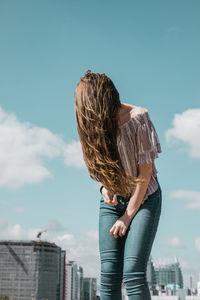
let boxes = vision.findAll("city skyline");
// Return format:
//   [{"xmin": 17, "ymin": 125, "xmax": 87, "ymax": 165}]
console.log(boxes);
[
  {"xmin": 0, "ymin": 238, "xmax": 199, "ymax": 299},
  {"xmin": 0, "ymin": 0, "xmax": 200, "ymax": 289}
]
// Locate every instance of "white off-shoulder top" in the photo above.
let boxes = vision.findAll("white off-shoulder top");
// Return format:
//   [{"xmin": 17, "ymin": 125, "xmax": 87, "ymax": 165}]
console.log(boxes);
[{"xmin": 117, "ymin": 107, "xmax": 162, "ymax": 204}]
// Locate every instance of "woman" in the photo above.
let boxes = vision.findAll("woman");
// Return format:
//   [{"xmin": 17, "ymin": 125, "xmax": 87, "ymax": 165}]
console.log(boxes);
[{"xmin": 74, "ymin": 70, "xmax": 162, "ymax": 300}]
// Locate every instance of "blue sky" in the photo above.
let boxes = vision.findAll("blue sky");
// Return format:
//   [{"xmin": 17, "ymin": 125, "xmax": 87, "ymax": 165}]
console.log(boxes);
[{"xmin": 0, "ymin": 0, "xmax": 200, "ymax": 289}]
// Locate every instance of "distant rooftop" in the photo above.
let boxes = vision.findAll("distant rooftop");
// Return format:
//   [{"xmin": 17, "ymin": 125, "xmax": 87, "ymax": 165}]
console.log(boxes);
[
  {"xmin": 0, "ymin": 239, "xmax": 60, "ymax": 248},
  {"xmin": 154, "ymin": 255, "xmax": 180, "ymax": 267}
]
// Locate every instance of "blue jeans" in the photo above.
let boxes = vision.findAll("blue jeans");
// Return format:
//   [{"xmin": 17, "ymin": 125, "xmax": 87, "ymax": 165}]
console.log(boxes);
[{"xmin": 98, "ymin": 177, "xmax": 162, "ymax": 299}]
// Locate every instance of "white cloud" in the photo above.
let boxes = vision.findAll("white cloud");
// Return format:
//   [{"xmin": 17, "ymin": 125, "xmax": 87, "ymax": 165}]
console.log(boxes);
[
  {"xmin": 0, "ymin": 218, "xmax": 66, "ymax": 240},
  {"xmin": 0, "ymin": 219, "xmax": 40, "ymax": 240},
  {"xmin": 195, "ymin": 237, "xmax": 200, "ymax": 253},
  {"xmin": 165, "ymin": 108, "xmax": 200, "ymax": 158},
  {"xmin": 63, "ymin": 140, "xmax": 85, "ymax": 168},
  {"xmin": 169, "ymin": 189, "xmax": 200, "ymax": 210},
  {"xmin": 166, "ymin": 236, "xmax": 185, "ymax": 249},
  {"xmin": 0, "ymin": 107, "xmax": 85, "ymax": 189}
]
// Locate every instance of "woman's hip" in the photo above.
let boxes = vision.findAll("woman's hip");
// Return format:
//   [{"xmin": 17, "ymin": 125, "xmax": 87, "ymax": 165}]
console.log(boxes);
[{"xmin": 99, "ymin": 176, "xmax": 162, "ymax": 216}]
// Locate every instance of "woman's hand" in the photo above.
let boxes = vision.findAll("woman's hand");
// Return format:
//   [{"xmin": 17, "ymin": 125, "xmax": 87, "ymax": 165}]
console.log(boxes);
[
  {"xmin": 102, "ymin": 187, "xmax": 118, "ymax": 206},
  {"xmin": 110, "ymin": 214, "xmax": 132, "ymax": 238}
]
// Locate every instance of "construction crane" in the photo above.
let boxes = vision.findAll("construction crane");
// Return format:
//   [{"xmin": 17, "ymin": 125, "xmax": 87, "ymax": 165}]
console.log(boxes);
[{"xmin": 36, "ymin": 229, "xmax": 46, "ymax": 239}]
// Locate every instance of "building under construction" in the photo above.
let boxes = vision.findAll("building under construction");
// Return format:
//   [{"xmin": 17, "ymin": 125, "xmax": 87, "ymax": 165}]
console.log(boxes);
[{"xmin": 0, "ymin": 240, "xmax": 61, "ymax": 300}]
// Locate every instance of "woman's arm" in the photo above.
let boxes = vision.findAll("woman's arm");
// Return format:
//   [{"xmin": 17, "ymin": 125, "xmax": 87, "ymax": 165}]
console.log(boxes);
[
  {"xmin": 123, "ymin": 162, "xmax": 152, "ymax": 220},
  {"xmin": 109, "ymin": 163, "xmax": 152, "ymax": 238}
]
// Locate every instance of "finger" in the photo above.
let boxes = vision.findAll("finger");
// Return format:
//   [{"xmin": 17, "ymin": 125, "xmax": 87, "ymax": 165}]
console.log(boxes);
[
  {"xmin": 118, "ymin": 224, "xmax": 124, "ymax": 237},
  {"xmin": 118, "ymin": 227, "xmax": 123, "ymax": 237},
  {"xmin": 106, "ymin": 198, "xmax": 116, "ymax": 206},
  {"xmin": 107, "ymin": 194, "xmax": 117, "ymax": 206},
  {"xmin": 121, "ymin": 226, "xmax": 127, "ymax": 236},
  {"xmin": 111, "ymin": 194, "xmax": 118, "ymax": 205},
  {"xmin": 104, "ymin": 196, "xmax": 112, "ymax": 204},
  {"xmin": 110, "ymin": 225, "xmax": 117, "ymax": 238},
  {"xmin": 109, "ymin": 226, "xmax": 114, "ymax": 234},
  {"xmin": 109, "ymin": 224, "xmax": 116, "ymax": 235},
  {"xmin": 113, "ymin": 226, "xmax": 119, "ymax": 238}
]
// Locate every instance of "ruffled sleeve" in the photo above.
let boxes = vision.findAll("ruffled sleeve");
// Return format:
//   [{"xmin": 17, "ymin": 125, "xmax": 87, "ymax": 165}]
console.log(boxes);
[{"xmin": 136, "ymin": 111, "xmax": 162, "ymax": 164}]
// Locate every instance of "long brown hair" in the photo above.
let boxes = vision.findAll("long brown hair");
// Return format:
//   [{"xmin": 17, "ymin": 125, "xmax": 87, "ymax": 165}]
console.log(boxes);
[{"xmin": 74, "ymin": 70, "xmax": 143, "ymax": 197}]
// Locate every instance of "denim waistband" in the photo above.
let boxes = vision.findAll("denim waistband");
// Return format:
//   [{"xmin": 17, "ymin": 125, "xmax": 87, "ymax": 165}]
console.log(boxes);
[
  {"xmin": 116, "ymin": 176, "xmax": 159, "ymax": 202},
  {"xmin": 116, "ymin": 192, "xmax": 131, "ymax": 202}
]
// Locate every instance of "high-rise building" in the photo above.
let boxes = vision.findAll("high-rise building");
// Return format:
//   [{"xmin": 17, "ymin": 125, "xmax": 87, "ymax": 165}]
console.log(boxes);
[
  {"xmin": 65, "ymin": 260, "xmax": 80, "ymax": 300},
  {"xmin": 65, "ymin": 261, "xmax": 73, "ymax": 300},
  {"xmin": 60, "ymin": 250, "xmax": 66, "ymax": 300},
  {"xmin": 147, "ymin": 255, "xmax": 157, "ymax": 288},
  {"xmin": 154, "ymin": 256, "xmax": 183, "ymax": 289},
  {"xmin": 197, "ymin": 272, "xmax": 200, "ymax": 296},
  {"xmin": 77, "ymin": 266, "xmax": 84, "ymax": 300},
  {"xmin": 83, "ymin": 277, "xmax": 97, "ymax": 300},
  {"xmin": 65, "ymin": 261, "xmax": 84, "ymax": 300},
  {"xmin": 0, "ymin": 240, "xmax": 61, "ymax": 300}
]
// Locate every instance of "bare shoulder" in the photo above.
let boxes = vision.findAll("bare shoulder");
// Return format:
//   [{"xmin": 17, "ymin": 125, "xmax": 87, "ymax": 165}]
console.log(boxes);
[
  {"xmin": 118, "ymin": 102, "xmax": 148, "ymax": 126},
  {"xmin": 129, "ymin": 105, "xmax": 148, "ymax": 117},
  {"xmin": 121, "ymin": 102, "xmax": 147, "ymax": 114},
  {"xmin": 132, "ymin": 106, "xmax": 147, "ymax": 115}
]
